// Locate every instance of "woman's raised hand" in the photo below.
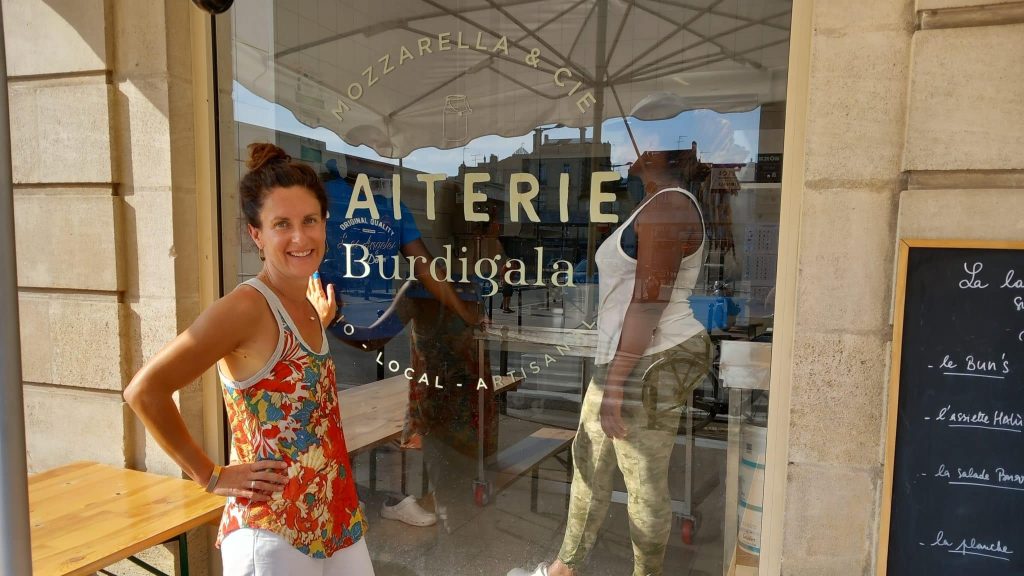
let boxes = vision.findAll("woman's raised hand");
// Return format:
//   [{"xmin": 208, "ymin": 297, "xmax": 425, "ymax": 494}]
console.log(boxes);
[{"xmin": 307, "ymin": 272, "xmax": 339, "ymax": 327}]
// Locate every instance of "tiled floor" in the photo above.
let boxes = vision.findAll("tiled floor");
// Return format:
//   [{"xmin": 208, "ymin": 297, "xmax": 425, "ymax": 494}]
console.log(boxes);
[{"xmin": 355, "ymin": 416, "xmax": 729, "ymax": 576}]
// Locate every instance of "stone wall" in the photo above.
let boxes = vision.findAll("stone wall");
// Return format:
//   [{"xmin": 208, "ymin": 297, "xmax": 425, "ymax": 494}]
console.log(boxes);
[
  {"xmin": 4, "ymin": 0, "xmax": 211, "ymax": 573},
  {"xmin": 781, "ymin": 0, "xmax": 1024, "ymax": 574}
]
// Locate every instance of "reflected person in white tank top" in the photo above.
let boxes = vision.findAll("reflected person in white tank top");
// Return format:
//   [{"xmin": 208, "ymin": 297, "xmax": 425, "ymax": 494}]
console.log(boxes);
[
  {"xmin": 508, "ymin": 151, "xmax": 711, "ymax": 576},
  {"xmin": 592, "ymin": 157, "xmax": 705, "ymax": 440}
]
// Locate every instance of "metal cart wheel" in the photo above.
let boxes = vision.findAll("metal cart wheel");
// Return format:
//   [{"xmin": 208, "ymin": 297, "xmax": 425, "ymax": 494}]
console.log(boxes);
[
  {"xmin": 473, "ymin": 480, "xmax": 491, "ymax": 507},
  {"xmin": 681, "ymin": 517, "xmax": 696, "ymax": 545},
  {"xmin": 641, "ymin": 355, "xmax": 720, "ymax": 433}
]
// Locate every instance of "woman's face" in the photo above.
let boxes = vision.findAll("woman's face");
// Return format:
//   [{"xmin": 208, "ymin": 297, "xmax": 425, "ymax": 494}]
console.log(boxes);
[{"xmin": 248, "ymin": 185, "xmax": 326, "ymax": 280}]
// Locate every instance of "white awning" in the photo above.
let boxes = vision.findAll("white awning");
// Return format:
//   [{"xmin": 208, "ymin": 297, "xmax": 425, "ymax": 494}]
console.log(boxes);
[{"xmin": 232, "ymin": 0, "xmax": 791, "ymax": 157}]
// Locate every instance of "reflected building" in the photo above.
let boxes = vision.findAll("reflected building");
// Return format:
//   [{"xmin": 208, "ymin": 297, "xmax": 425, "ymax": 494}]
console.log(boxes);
[{"xmin": 456, "ymin": 129, "xmax": 618, "ymax": 269}]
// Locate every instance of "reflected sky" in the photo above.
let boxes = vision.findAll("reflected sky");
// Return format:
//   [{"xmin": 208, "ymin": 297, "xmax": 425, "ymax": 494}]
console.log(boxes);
[{"xmin": 234, "ymin": 80, "xmax": 761, "ymax": 177}]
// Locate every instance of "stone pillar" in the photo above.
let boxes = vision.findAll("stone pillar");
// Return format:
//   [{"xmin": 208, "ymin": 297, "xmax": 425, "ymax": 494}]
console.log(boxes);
[
  {"xmin": 782, "ymin": 0, "xmax": 1024, "ymax": 574},
  {"xmin": 780, "ymin": 1, "xmax": 915, "ymax": 574},
  {"xmin": 4, "ymin": 0, "xmax": 212, "ymax": 573}
]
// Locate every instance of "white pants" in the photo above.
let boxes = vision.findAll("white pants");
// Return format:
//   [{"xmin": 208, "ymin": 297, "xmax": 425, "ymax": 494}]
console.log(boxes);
[{"xmin": 221, "ymin": 529, "xmax": 375, "ymax": 576}]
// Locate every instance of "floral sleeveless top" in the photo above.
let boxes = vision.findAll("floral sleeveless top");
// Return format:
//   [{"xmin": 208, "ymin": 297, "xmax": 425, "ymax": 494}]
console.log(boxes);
[{"xmin": 215, "ymin": 278, "xmax": 366, "ymax": 558}]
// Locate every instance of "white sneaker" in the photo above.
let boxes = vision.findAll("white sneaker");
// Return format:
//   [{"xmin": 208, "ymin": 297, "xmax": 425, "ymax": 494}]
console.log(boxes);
[
  {"xmin": 507, "ymin": 562, "xmax": 549, "ymax": 576},
  {"xmin": 380, "ymin": 495, "xmax": 437, "ymax": 527}
]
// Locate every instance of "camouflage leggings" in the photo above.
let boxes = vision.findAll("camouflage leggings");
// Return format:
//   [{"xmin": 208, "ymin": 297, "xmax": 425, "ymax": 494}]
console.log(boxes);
[{"xmin": 557, "ymin": 332, "xmax": 711, "ymax": 576}]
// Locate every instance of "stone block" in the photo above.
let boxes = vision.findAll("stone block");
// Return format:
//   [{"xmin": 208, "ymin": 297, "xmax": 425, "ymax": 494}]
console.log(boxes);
[
  {"xmin": 804, "ymin": 29, "xmax": 912, "ymax": 186},
  {"xmin": 124, "ymin": 188, "xmax": 201, "ymax": 313},
  {"xmin": 898, "ymin": 189, "xmax": 1024, "ymax": 240},
  {"xmin": 139, "ymin": 380, "xmax": 207, "ymax": 479},
  {"xmin": 781, "ymin": 463, "xmax": 877, "ymax": 568},
  {"xmin": 114, "ymin": 79, "xmax": 172, "ymax": 188},
  {"xmin": 121, "ymin": 297, "xmax": 204, "ymax": 479},
  {"xmin": 814, "ymin": 0, "xmax": 915, "ymax": 33},
  {"xmin": 795, "ymin": 187, "xmax": 898, "ymax": 334},
  {"xmin": 9, "ymin": 79, "xmax": 113, "ymax": 184},
  {"xmin": 918, "ymin": 0, "xmax": 1021, "ymax": 9},
  {"xmin": 2, "ymin": 0, "xmax": 107, "ymax": 76},
  {"xmin": 168, "ymin": 188, "xmax": 201, "ymax": 304},
  {"xmin": 16, "ymin": 295, "xmax": 49, "ymax": 383},
  {"xmin": 781, "ymin": 555, "xmax": 870, "ymax": 576},
  {"xmin": 121, "ymin": 187, "xmax": 192, "ymax": 301},
  {"xmin": 13, "ymin": 192, "xmax": 121, "ymax": 291},
  {"xmin": 23, "ymin": 385, "xmax": 126, "ymax": 472},
  {"xmin": 17, "ymin": 293, "xmax": 124, "ymax": 390},
  {"xmin": 124, "ymin": 298, "xmax": 186, "ymax": 375},
  {"xmin": 114, "ymin": 74, "xmax": 195, "ymax": 188},
  {"xmin": 788, "ymin": 331, "xmax": 889, "ymax": 468},
  {"xmin": 112, "ymin": 75, "xmax": 196, "ymax": 191},
  {"xmin": 905, "ymin": 24, "xmax": 1024, "ymax": 171},
  {"xmin": 121, "ymin": 300, "xmax": 204, "ymax": 479},
  {"xmin": 110, "ymin": 0, "xmax": 191, "ymax": 81}
]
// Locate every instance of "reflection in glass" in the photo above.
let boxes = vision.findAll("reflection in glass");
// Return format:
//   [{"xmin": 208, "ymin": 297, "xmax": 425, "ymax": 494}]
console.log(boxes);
[{"xmin": 221, "ymin": 1, "xmax": 790, "ymax": 573}]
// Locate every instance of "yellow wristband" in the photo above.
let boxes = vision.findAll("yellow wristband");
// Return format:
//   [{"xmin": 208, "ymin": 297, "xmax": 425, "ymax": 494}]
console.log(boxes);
[{"xmin": 204, "ymin": 464, "xmax": 222, "ymax": 493}]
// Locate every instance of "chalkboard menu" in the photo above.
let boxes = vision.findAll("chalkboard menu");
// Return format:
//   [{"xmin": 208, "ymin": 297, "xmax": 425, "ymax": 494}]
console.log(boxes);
[{"xmin": 881, "ymin": 240, "xmax": 1024, "ymax": 576}]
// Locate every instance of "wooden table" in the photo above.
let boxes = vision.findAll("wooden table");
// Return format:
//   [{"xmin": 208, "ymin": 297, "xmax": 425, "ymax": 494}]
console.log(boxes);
[
  {"xmin": 29, "ymin": 461, "xmax": 225, "ymax": 576},
  {"xmin": 339, "ymin": 375, "xmax": 410, "ymax": 454},
  {"xmin": 478, "ymin": 324, "xmax": 598, "ymax": 355},
  {"xmin": 338, "ymin": 373, "xmax": 524, "ymax": 495}
]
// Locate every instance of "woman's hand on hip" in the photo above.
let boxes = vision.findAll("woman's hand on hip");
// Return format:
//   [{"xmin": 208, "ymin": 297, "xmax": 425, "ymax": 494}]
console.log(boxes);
[{"xmin": 213, "ymin": 460, "xmax": 289, "ymax": 501}]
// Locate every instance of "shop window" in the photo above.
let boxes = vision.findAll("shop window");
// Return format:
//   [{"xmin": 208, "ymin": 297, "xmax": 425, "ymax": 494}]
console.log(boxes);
[{"xmin": 218, "ymin": 2, "xmax": 792, "ymax": 573}]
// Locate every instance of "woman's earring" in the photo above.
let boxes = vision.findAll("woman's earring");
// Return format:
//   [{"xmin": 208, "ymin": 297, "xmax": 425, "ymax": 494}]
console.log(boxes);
[{"xmin": 258, "ymin": 247, "xmax": 265, "ymax": 261}]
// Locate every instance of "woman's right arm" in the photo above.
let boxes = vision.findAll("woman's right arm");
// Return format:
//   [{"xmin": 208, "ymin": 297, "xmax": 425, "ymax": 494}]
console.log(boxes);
[{"xmin": 122, "ymin": 289, "xmax": 287, "ymax": 500}]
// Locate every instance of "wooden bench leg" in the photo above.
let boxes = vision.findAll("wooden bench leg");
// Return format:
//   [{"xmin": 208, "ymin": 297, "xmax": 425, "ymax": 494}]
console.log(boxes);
[
  {"xmin": 178, "ymin": 532, "xmax": 190, "ymax": 576},
  {"xmin": 369, "ymin": 448, "xmax": 378, "ymax": 493},
  {"xmin": 553, "ymin": 446, "xmax": 574, "ymax": 512},
  {"xmin": 123, "ymin": 545, "xmax": 179, "ymax": 576},
  {"xmin": 123, "ymin": 556, "xmax": 171, "ymax": 576},
  {"xmin": 566, "ymin": 445, "xmax": 573, "ymax": 511},
  {"xmin": 401, "ymin": 448, "xmax": 407, "ymax": 495},
  {"xmin": 531, "ymin": 466, "xmax": 539, "ymax": 513},
  {"xmin": 107, "ymin": 531, "xmax": 190, "ymax": 576},
  {"xmin": 421, "ymin": 456, "xmax": 429, "ymax": 497}
]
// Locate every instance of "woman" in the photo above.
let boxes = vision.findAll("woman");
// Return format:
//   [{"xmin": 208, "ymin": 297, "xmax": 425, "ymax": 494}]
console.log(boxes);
[
  {"xmin": 124, "ymin": 143, "xmax": 373, "ymax": 575},
  {"xmin": 508, "ymin": 153, "xmax": 711, "ymax": 576}
]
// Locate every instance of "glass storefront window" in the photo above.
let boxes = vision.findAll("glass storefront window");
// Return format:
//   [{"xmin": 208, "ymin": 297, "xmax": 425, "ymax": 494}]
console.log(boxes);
[{"xmin": 219, "ymin": 1, "xmax": 791, "ymax": 573}]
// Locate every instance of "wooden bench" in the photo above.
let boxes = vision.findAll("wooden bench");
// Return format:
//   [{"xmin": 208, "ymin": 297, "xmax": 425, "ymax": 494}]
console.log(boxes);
[
  {"xmin": 482, "ymin": 427, "xmax": 576, "ymax": 510},
  {"xmin": 29, "ymin": 461, "xmax": 225, "ymax": 576}
]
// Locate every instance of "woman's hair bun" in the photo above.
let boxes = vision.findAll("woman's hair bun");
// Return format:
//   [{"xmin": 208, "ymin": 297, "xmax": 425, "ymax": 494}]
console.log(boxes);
[{"xmin": 246, "ymin": 142, "xmax": 290, "ymax": 171}]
